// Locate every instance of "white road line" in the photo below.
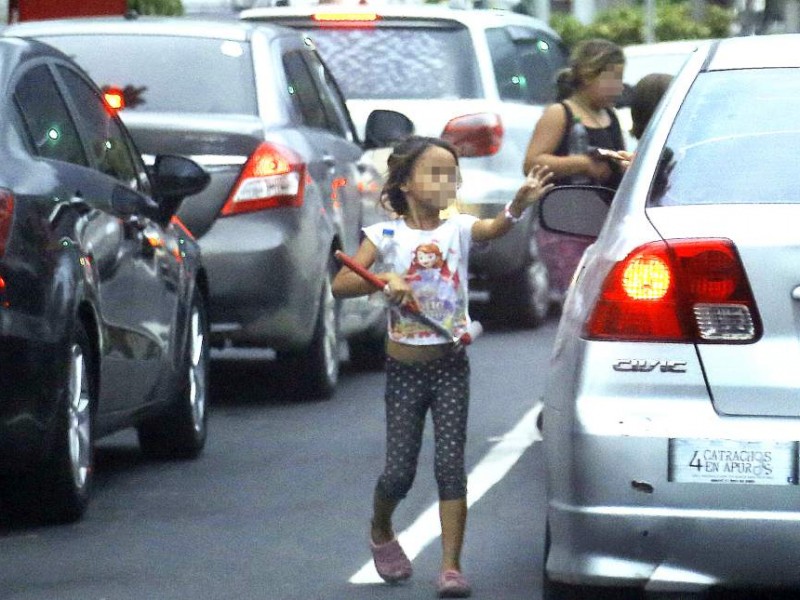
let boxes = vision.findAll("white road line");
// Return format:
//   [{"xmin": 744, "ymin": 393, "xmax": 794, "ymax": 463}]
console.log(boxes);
[{"xmin": 349, "ymin": 402, "xmax": 543, "ymax": 584}]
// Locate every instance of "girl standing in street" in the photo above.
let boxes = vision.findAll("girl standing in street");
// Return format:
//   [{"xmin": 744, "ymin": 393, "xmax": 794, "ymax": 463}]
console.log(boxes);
[{"xmin": 332, "ymin": 136, "xmax": 552, "ymax": 598}]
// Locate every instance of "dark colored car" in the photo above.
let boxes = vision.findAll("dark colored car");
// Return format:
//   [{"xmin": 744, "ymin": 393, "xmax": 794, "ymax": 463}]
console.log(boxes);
[
  {"xmin": 0, "ymin": 36, "xmax": 211, "ymax": 522},
  {"xmin": 6, "ymin": 17, "xmax": 412, "ymax": 398}
]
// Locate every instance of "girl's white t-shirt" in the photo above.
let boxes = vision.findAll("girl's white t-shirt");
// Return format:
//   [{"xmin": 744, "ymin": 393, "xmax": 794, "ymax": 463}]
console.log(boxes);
[{"xmin": 363, "ymin": 214, "xmax": 478, "ymax": 346}]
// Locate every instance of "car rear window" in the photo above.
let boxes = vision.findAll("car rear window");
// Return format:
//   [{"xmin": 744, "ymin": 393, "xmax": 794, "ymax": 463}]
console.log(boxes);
[
  {"xmin": 648, "ymin": 68, "xmax": 800, "ymax": 206},
  {"xmin": 289, "ymin": 22, "xmax": 481, "ymax": 100},
  {"xmin": 36, "ymin": 34, "xmax": 257, "ymax": 115}
]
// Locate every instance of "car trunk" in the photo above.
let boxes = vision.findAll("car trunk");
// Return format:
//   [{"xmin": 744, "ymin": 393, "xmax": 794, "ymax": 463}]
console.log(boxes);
[
  {"xmin": 648, "ymin": 203, "xmax": 800, "ymax": 417},
  {"xmin": 121, "ymin": 112, "xmax": 264, "ymax": 239}
]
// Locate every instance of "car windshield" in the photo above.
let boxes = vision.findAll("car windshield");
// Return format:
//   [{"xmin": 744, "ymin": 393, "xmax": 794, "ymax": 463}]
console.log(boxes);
[
  {"xmin": 35, "ymin": 34, "xmax": 258, "ymax": 115},
  {"xmin": 299, "ymin": 24, "xmax": 481, "ymax": 100},
  {"xmin": 649, "ymin": 68, "xmax": 800, "ymax": 206}
]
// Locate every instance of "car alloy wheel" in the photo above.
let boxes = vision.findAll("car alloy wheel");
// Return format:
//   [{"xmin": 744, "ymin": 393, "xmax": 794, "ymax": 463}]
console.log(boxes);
[
  {"xmin": 67, "ymin": 340, "xmax": 92, "ymax": 491},
  {"xmin": 188, "ymin": 302, "xmax": 207, "ymax": 434}
]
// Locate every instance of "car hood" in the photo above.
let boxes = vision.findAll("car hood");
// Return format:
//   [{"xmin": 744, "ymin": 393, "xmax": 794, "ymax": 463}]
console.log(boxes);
[{"xmin": 648, "ymin": 203, "xmax": 800, "ymax": 418}]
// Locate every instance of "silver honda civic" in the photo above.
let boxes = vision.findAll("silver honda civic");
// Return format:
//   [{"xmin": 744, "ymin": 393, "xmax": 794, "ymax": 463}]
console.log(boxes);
[{"xmin": 539, "ymin": 34, "xmax": 800, "ymax": 598}]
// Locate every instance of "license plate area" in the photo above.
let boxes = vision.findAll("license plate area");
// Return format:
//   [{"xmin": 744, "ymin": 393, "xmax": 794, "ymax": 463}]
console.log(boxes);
[{"xmin": 668, "ymin": 439, "xmax": 799, "ymax": 485}]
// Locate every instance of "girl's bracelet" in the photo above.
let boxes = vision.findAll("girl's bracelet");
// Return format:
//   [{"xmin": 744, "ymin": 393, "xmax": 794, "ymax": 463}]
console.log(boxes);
[{"xmin": 503, "ymin": 201, "xmax": 524, "ymax": 224}]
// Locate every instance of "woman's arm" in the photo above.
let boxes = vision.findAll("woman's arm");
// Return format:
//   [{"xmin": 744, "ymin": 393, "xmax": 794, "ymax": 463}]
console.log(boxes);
[{"xmin": 522, "ymin": 103, "xmax": 611, "ymax": 182}]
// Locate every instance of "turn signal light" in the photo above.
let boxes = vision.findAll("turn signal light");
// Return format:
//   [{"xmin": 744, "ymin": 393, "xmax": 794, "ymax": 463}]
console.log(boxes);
[
  {"xmin": 441, "ymin": 113, "xmax": 503, "ymax": 157},
  {"xmin": 221, "ymin": 142, "xmax": 306, "ymax": 215},
  {"xmin": 585, "ymin": 239, "xmax": 761, "ymax": 343}
]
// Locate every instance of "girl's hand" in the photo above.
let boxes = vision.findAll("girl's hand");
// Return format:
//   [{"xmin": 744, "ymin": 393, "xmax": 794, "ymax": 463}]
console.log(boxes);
[
  {"xmin": 509, "ymin": 164, "xmax": 555, "ymax": 215},
  {"xmin": 382, "ymin": 273, "xmax": 419, "ymax": 311}
]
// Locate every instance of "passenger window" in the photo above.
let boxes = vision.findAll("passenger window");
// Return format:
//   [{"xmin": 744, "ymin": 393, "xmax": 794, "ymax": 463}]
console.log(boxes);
[
  {"xmin": 58, "ymin": 66, "xmax": 142, "ymax": 190},
  {"xmin": 486, "ymin": 27, "xmax": 563, "ymax": 104},
  {"xmin": 13, "ymin": 65, "xmax": 88, "ymax": 166},
  {"xmin": 284, "ymin": 51, "xmax": 329, "ymax": 131}
]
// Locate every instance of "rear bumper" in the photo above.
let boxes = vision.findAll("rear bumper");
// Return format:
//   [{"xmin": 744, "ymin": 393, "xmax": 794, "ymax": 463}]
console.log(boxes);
[{"xmin": 548, "ymin": 500, "xmax": 800, "ymax": 592}]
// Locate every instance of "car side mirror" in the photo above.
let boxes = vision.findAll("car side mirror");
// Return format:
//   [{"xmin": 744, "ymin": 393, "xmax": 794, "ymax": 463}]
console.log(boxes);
[
  {"xmin": 363, "ymin": 109, "xmax": 414, "ymax": 150},
  {"xmin": 538, "ymin": 186, "xmax": 614, "ymax": 239},
  {"xmin": 149, "ymin": 154, "xmax": 210, "ymax": 221}
]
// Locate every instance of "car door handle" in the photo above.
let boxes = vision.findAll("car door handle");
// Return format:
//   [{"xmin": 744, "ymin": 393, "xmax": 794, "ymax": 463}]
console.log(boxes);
[{"xmin": 322, "ymin": 154, "xmax": 336, "ymax": 168}]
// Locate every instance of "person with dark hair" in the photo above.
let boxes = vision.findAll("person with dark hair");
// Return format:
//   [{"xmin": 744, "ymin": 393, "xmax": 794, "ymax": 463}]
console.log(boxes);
[
  {"xmin": 332, "ymin": 135, "xmax": 552, "ymax": 598},
  {"xmin": 630, "ymin": 73, "xmax": 672, "ymax": 139},
  {"xmin": 611, "ymin": 72, "xmax": 675, "ymax": 170}
]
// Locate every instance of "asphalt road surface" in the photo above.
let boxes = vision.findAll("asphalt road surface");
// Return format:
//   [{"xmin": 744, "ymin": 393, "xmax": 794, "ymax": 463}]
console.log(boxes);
[{"xmin": 0, "ymin": 315, "xmax": 557, "ymax": 600}]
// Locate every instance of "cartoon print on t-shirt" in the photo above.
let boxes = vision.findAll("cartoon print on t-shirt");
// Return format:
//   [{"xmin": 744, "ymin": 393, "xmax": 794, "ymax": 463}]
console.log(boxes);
[{"xmin": 402, "ymin": 242, "xmax": 463, "ymax": 338}]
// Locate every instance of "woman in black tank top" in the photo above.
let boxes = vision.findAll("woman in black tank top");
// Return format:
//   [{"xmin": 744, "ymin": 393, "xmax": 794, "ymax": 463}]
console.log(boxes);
[
  {"xmin": 522, "ymin": 39, "xmax": 626, "ymax": 298},
  {"xmin": 523, "ymin": 38, "xmax": 626, "ymax": 188}
]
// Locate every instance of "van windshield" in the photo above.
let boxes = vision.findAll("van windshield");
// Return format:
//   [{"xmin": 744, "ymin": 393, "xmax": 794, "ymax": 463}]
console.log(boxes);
[{"xmin": 301, "ymin": 25, "xmax": 482, "ymax": 100}]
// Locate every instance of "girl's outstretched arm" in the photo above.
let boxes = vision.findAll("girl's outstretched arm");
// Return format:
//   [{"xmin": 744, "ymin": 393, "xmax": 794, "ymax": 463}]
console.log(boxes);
[{"xmin": 472, "ymin": 165, "xmax": 554, "ymax": 242}]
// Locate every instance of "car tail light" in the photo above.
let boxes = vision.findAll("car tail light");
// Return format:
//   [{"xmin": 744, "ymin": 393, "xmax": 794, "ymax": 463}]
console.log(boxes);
[
  {"xmin": 221, "ymin": 142, "xmax": 306, "ymax": 216},
  {"xmin": 0, "ymin": 188, "xmax": 14, "ymax": 258},
  {"xmin": 585, "ymin": 238, "xmax": 761, "ymax": 343},
  {"xmin": 441, "ymin": 113, "xmax": 503, "ymax": 158},
  {"xmin": 103, "ymin": 87, "xmax": 125, "ymax": 112}
]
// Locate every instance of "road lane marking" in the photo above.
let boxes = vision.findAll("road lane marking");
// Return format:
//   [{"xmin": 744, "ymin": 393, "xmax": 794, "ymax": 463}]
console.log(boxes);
[{"xmin": 349, "ymin": 402, "xmax": 543, "ymax": 584}]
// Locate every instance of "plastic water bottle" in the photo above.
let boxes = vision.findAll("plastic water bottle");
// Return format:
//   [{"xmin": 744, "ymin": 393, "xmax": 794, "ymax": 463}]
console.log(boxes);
[
  {"xmin": 377, "ymin": 228, "xmax": 396, "ymax": 272},
  {"xmin": 568, "ymin": 117, "xmax": 591, "ymax": 184}
]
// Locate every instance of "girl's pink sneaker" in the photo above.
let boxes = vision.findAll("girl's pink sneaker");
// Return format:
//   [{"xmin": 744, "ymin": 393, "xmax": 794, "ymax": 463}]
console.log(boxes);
[
  {"xmin": 436, "ymin": 569, "xmax": 472, "ymax": 598},
  {"xmin": 370, "ymin": 537, "xmax": 413, "ymax": 583}
]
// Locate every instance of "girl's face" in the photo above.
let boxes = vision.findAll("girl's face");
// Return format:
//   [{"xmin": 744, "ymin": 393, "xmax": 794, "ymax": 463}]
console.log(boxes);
[
  {"xmin": 403, "ymin": 145, "xmax": 459, "ymax": 210},
  {"xmin": 584, "ymin": 63, "xmax": 625, "ymax": 108}
]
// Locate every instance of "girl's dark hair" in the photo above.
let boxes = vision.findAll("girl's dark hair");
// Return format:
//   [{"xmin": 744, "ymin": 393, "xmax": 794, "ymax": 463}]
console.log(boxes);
[
  {"xmin": 556, "ymin": 38, "xmax": 625, "ymax": 100},
  {"xmin": 630, "ymin": 72, "xmax": 673, "ymax": 139},
  {"xmin": 380, "ymin": 135, "xmax": 459, "ymax": 216}
]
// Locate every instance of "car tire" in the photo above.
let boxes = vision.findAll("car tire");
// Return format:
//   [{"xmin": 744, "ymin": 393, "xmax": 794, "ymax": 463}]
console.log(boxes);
[
  {"xmin": 284, "ymin": 260, "xmax": 341, "ymax": 399},
  {"xmin": 138, "ymin": 290, "xmax": 209, "ymax": 459},
  {"xmin": 347, "ymin": 330, "xmax": 387, "ymax": 371},
  {"xmin": 491, "ymin": 233, "xmax": 551, "ymax": 328},
  {"xmin": 38, "ymin": 321, "xmax": 96, "ymax": 523}
]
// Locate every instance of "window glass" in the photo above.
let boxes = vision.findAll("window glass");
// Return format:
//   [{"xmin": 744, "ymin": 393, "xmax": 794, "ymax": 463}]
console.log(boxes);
[
  {"xmin": 303, "ymin": 50, "xmax": 350, "ymax": 138},
  {"xmin": 649, "ymin": 69, "xmax": 800, "ymax": 206},
  {"xmin": 300, "ymin": 25, "xmax": 481, "ymax": 100},
  {"xmin": 14, "ymin": 64, "xmax": 88, "ymax": 166},
  {"xmin": 37, "ymin": 35, "xmax": 257, "ymax": 115},
  {"xmin": 284, "ymin": 50, "xmax": 329, "ymax": 130},
  {"xmin": 486, "ymin": 27, "xmax": 563, "ymax": 104},
  {"xmin": 58, "ymin": 66, "xmax": 140, "ymax": 188}
]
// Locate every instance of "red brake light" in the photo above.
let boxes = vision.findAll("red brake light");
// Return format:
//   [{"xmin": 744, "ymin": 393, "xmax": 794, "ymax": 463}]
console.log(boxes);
[
  {"xmin": 221, "ymin": 142, "xmax": 306, "ymax": 216},
  {"xmin": 103, "ymin": 87, "xmax": 125, "ymax": 112},
  {"xmin": 0, "ymin": 188, "xmax": 14, "ymax": 258},
  {"xmin": 441, "ymin": 113, "xmax": 503, "ymax": 158},
  {"xmin": 585, "ymin": 239, "xmax": 761, "ymax": 343},
  {"xmin": 312, "ymin": 12, "xmax": 379, "ymax": 23}
]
